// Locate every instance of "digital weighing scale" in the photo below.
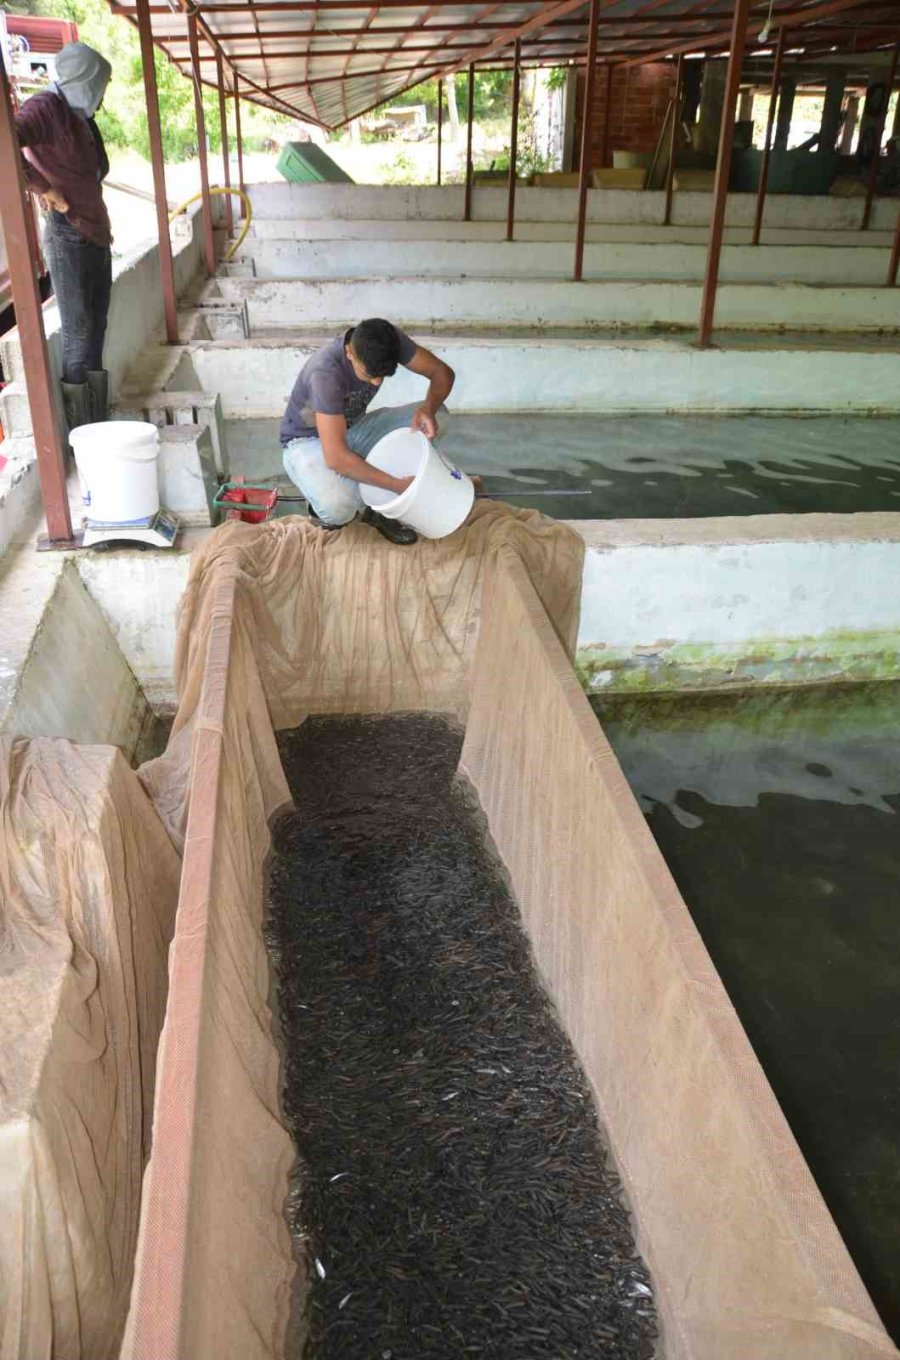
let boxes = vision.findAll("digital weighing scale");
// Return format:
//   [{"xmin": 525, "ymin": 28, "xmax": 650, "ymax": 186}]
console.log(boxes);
[{"xmin": 82, "ymin": 509, "xmax": 180, "ymax": 549}]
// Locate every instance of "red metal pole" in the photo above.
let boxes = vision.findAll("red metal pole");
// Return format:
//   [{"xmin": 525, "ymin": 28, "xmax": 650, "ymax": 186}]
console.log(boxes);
[
  {"xmin": 437, "ymin": 78, "xmax": 443, "ymax": 186},
  {"xmin": 233, "ymin": 70, "xmax": 245, "ymax": 217},
  {"xmin": 752, "ymin": 26, "xmax": 787, "ymax": 246},
  {"xmin": 464, "ymin": 64, "xmax": 475, "ymax": 221},
  {"xmin": 188, "ymin": 12, "xmax": 216, "ymax": 274},
  {"xmin": 136, "ymin": 0, "xmax": 179, "ymax": 343},
  {"xmin": 664, "ymin": 53, "xmax": 684, "ymax": 227},
  {"xmin": 600, "ymin": 62, "xmax": 613, "ymax": 169},
  {"xmin": 697, "ymin": 0, "xmax": 752, "ymax": 347},
  {"xmin": 887, "ymin": 209, "xmax": 900, "ymax": 286},
  {"xmin": 0, "ymin": 57, "xmax": 73, "ymax": 543},
  {"xmin": 216, "ymin": 50, "xmax": 234, "ymax": 237},
  {"xmin": 574, "ymin": 0, "xmax": 602, "ymax": 281},
  {"xmin": 506, "ymin": 40, "xmax": 522, "ymax": 241},
  {"xmin": 861, "ymin": 42, "xmax": 899, "ymax": 232}
]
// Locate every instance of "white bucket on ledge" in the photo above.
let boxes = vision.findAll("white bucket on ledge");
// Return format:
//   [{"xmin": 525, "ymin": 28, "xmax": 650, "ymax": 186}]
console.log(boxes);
[
  {"xmin": 69, "ymin": 421, "xmax": 160, "ymax": 524},
  {"xmin": 361, "ymin": 428, "xmax": 474, "ymax": 540}
]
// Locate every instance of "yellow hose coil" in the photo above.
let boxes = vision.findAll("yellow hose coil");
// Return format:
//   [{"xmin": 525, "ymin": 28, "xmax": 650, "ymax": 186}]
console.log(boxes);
[{"xmin": 168, "ymin": 186, "xmax": 252, "ymax": 262}]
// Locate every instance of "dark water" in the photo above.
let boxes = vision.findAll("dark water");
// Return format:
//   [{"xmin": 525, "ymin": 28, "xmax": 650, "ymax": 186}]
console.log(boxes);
[
  {"xmin": 591, "ymin": 681, "xmax": 900, "ymax": 1342},
  {"xmin": 228, "ymin": 412, "xmax": 900, "ymax": 521},
  {"xmin": 265, "ymin": 715, "xmax": 656, "ymax": 1360}
]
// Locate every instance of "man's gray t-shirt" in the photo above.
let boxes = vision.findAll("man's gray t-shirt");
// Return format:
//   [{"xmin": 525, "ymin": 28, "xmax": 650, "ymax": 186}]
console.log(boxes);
[{"xmin": 280, "ymin": 326, "xmax": 417, "ymax": 446}]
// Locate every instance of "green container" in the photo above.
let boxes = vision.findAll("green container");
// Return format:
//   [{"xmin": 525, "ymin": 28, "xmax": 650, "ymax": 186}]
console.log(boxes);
[{"xmin": 276, "ymin": 142, "xmax": 354, "ymax": 185}]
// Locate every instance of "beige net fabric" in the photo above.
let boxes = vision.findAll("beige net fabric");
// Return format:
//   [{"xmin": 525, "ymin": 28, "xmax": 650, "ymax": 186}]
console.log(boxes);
[
  {"xmin": 123, "ymin": 506, "xmax": 895, "ymax": 1360},
  {"xmin": 460, "ymin": 554, "xmax": 897, "ymax": 1360},
  {"xmin": 124, "ymin": 506, "xmax": 583, "ymax": 1360},
  {"xmin": 0, "ymin": 738, "xmax": 180, "ymax": 1360}
]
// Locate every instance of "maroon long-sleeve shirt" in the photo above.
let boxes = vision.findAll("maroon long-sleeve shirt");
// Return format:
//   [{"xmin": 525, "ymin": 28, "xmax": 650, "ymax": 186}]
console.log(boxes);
[{"xmin": 14, "ymin": 90, "xmax": 111, "ymax": 248}]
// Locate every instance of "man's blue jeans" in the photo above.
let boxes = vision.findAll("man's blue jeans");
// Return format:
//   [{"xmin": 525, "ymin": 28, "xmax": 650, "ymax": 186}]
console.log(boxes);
[
  {"xmin": 282, "ymin": 403, "xmax": 450, "ymax": 525},
  {"xmin": 43, "ymin": 212, "xmax": 112, "ymax": 385}
]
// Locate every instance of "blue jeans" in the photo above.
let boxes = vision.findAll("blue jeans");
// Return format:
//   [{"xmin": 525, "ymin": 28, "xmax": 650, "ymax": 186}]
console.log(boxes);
[
  {"xmin": 282, "ymin": 402, "xmax": 449, "ymax": 525},
  {"xmin": 43, "ymin": 212, "xmax": 112, "ymax": 385}
]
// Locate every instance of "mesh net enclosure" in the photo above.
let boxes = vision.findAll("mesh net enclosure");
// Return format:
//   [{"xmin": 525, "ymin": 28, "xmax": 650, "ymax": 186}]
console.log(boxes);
[
  {"xmin": 0, "ymin": 738, "xmax": 181, "ymax": 1360},
  {"xmin": 3, "ymin": 505, "xmax": 894, "ymax": 1360}
]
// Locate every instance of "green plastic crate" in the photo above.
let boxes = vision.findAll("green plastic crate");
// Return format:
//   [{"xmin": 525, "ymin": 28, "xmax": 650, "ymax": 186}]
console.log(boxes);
[{"xmin": 276, "ymin": 142, "xmax": 354, "ymax": 185}]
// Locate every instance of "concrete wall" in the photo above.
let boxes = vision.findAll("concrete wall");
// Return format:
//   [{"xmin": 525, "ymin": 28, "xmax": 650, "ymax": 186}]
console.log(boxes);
[
  {"xmin": 167, "ymin": 337, "xmax": 900, "ymax": 417},
  {"xmin": 246, "ymin": 182, "xmax": 899, "ymax": 232},
  {"xmin": 18, "ymin": 514, "xmax": 894, "ymax": 715},
  {"xmin": 241, "ymin": 236, "xmax": 896, "ymax": 286},
  {"xmin": 212, "ymin": 274, "xmax": 900, "ymax": 333},
  {"xmin": 577, "ymin": 514, "xmax": 900, "ymax": 691},
  {"xmin": 0, "ymin": 553, "xmax": 151, "ymax": 758}
]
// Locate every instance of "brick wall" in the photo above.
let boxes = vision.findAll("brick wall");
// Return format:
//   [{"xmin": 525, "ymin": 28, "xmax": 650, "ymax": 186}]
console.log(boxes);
[{"xmin": 574, "ymin": 62, "xmax": 676, "ymax": 167}]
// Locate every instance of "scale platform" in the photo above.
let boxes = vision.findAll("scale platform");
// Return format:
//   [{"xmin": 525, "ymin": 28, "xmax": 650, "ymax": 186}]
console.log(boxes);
[{"xmin": 82, "ymin": 509, "xmax": 180, "ymax": 549}]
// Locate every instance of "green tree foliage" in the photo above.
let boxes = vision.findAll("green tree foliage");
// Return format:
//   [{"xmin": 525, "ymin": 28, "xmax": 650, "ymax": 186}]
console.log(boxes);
[{"xmin": 379, "ymin": 69, "xmax": 514, "ymax": 122}]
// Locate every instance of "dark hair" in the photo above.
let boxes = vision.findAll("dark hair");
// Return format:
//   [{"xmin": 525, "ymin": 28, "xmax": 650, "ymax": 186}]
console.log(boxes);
[{"xmin": 349, "ymin": 318, "xmax": 401, "ymax": 378}]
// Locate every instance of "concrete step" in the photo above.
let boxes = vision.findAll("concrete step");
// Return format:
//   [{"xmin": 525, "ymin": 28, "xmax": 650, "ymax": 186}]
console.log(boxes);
[
  {"xmin": 247, "ymin": 182, "xmax": 899, "ymax": 234},
  {"xmin": 238, "ymin": 237, "xmax": 896, "ymax": 287},
  {"xmin": 164, "ymin": 332, "xmax": 900, "ymax": 418},
  {"xmin": 207, "ymin": 275, "xmax": 900, "ymax": 336},
  {"xmin": 247, "ymin": 218, "xmax": 895, "ymax": 248}
]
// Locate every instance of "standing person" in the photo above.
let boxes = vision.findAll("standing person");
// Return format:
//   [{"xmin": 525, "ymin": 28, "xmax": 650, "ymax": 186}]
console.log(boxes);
[
  {"xmin": 281, "ymin": 318, "xmax": 455, "ymax": 546},
  {"xmin": 14, "ymin": 42, "xmax": 113, "ymax": 431}
]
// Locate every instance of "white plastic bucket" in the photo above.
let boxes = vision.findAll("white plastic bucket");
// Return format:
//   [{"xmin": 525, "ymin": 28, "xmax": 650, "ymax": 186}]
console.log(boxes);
[
  {"xmin": 69, "ymin": 421, "xmax": 160, "ymax": 524},
  {"xmin": 360, "ymin": 429, "xmax": 474, "ymax": 540}
]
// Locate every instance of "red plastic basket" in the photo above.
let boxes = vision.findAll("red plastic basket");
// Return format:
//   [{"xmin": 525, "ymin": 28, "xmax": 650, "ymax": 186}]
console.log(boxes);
[{"xmin": 214, "ymin": 484, "xmax": 279, "ymax": 524}]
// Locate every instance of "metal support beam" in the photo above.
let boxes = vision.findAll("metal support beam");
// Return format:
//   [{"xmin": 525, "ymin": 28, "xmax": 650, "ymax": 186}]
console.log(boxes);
[
  {"xmin": 697, "ymin": 0, "xmax": 751, "ymax": 347},
  {"xmin": 0, "ymin": 56, "xmax": 73, "ymax": 544},
  {"xmin": 862, "ymin": 42, "xmax": 899, "ymax": 232},
  {"xmin": 574, "ymin": 0, "xmax": 601, "ymax": 281},
  {"xmin": 751, "ymin": 25, "xmax": 786, "ymax": 246},
  {"xmin": 506, "ymin": 40, "xmax": 521, "ymax": 242},
  {"xmin": 233, "ymin": 71, "xmax": 245, "ymax": 215},
  {"xmin": 136, "ymin": 0, "xmax": 179, "ymax": 343},
  {"xmin": 464, "ymin": 63, "xmax": 475, "ymax": 222},
  {"xmin": 437, "ymin": 78, "xmax": 443, "ymax": 186},
  {"xmin": 773, "ymin": 74, "xmax": 795, "ymax": 150},
  {"xmin": 664, "ymin": 53, "xmax": 684, "ymax": 227},
  {"xmin": 188, "ymin": 12, "xmax": 216, "ymax": 274},
  {"xmin": 216, "ymin": 50, "xmax": 234, "ymax": 237},
  {"xmin": 600, "ymin": 62, "xmax": 613, "ymax": 169}
]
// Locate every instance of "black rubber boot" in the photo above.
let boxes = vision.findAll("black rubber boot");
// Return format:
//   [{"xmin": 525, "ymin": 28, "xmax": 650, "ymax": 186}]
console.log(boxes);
[
  {"xmin": 86, "ymin": 369, "xmax": 109, "ymax": 423},
  {"xmin": 61, "ymin": 381, "xmax": 93, "ymax": 435},
  {"xmin": 361, "ymin": 506, "xmax": 418, "ymax": 546}
]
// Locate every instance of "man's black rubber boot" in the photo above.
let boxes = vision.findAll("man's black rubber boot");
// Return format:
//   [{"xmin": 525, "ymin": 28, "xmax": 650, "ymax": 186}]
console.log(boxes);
[
  {"xmin": 361, "ymin": 507, "xmax": 418, "ymax": 546},
  {"xmin": 86, "ymin": 369, "xmax": 109, "ymax": 423},
  {"xmin": 61, "ymin": 381, "xmax": 93, "ymax": 435}
]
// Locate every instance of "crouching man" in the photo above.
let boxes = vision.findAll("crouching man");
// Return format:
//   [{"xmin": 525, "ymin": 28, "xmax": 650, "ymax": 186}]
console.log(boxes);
[{"xmin": 280, "ymin": 318, "xmax": 455, "ymax": 546}]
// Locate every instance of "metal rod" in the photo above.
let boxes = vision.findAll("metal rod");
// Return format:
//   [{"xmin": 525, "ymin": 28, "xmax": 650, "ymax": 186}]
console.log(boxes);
[
  {"xmin": 437, "ymin": 78, "xmax": 443, "ymax": 186},
  {"xmin": 464, "ymin": 64, "xmax": 475, "ymax": 222},
  {"xmin": 664, "ymin": 53, "xmax": 685, "ymax": 226},
  {"xmin": 136, "ymin": 0, "xmax": 179, "ymax": 343},
  {"xmin": 0, "ymin": 56, "xmax": 73, "ymax": 544},
  {"xmin": 600, "ymin": 62, "xmax": 613, "ymax": 170},
  {"xmin": 188, "ymin": 12, "xmax": 216, "ymax": 274},
  {"xmin": 861, "ymin": 41, "xmax": 899, "ymax": 232},
  {"xmin": 752, "ymin": 25, "xmax": 787, "ymax": 245},
  {"xmin": 574, "ymin": 0, "xmax": 602, "ymax": 282},
  {"xmin": 216, "ymin": 50, "xmax": 234, "ymax": 237},
  {"xmin": 697, "ymin": 0, "xmax": 752, "ymax": 347},
  {"xmin": 233, "ymin": 70, "xmax": 246, "ymax": 215},
  {"xmin": 506, "ymin": 40, "xmax": 521, "ymax": 242}
]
